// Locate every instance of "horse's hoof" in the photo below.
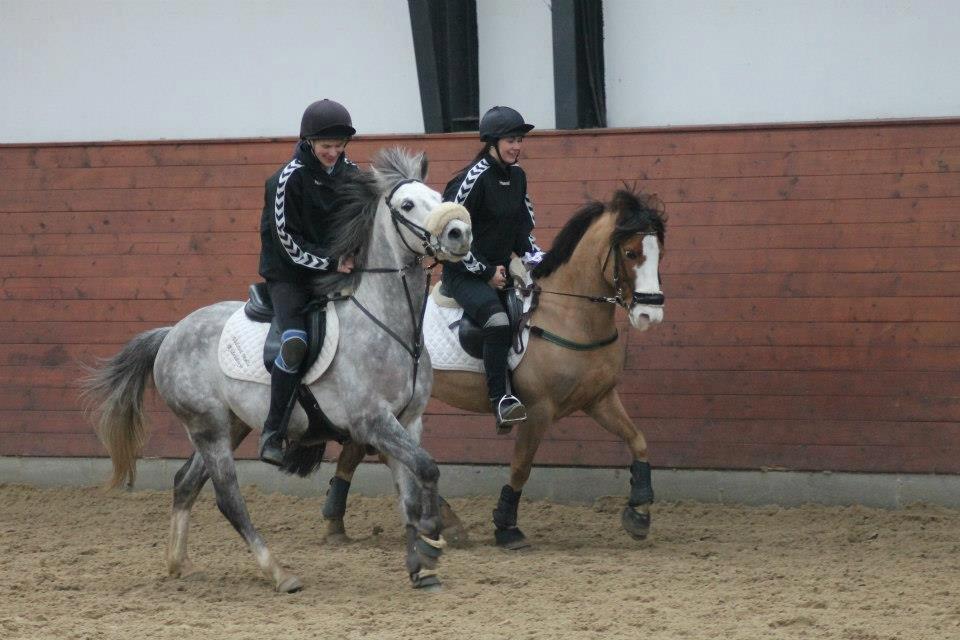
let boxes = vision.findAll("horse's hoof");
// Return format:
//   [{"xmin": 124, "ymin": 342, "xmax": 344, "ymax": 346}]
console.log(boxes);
[
  {"xmin": 441, "ymin": 524, "xmax": 469, "ymax": 548},
  {"xmin": 410, "ymin": 570, "xmax": 442, "ymax": 591},
  {"xmin": 166, "ymin": 557, "xmax": 194, "ymax": 578},
  {"xmin": 621, "ymin": 505, "xmax": 651, "ymax": 540},
  {"xmin": 494, "ymin": 527, "xmax": 530, "ymax": 550},
  {"xmin": 324, "ymin": 532, "xmax": 353, "ymax": 546},
  {"xmin": 323, "ymin": 518, "xmax": 350, "ymax": 544},
  {"xmin": 277, "ymin": 575, "xmax": 304, "ymax": 593},
  {"xmin": 439, "ymin": 498, "xmax": 469, "ymax": 548}
]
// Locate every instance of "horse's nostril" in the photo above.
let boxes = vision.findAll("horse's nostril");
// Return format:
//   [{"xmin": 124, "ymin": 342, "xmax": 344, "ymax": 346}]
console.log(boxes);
[{"xmin": 448, "ymin": 228, "xmax": 462, "ymax": 240}]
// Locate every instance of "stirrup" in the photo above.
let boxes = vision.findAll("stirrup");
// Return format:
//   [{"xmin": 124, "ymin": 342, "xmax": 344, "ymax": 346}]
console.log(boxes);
[{"xmin": 493, "ymin": 395, "xmax": 527, "ymax": 435}]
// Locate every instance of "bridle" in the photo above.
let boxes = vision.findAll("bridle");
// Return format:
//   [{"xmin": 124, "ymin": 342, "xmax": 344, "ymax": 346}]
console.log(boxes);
[
  {"xmin": 602, "ymin": 231, "xmax": 665, "ymax": 310},
  {"xmin": 383, "ymin": 178, "xmax": 444, "ymax": 258},
  {"xmin": 518, "ymin": 231, "xmax": 665, "ymax": 311}
]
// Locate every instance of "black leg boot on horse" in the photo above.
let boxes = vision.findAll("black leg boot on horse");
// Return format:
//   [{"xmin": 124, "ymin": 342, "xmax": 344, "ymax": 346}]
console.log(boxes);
[
  {"xmin": 259, "ymin": 329, "xmax": 308, "ymax": 465},
  {"xmin": 482, "ymin": 312, "xmax": 526, "ymax": 434}
]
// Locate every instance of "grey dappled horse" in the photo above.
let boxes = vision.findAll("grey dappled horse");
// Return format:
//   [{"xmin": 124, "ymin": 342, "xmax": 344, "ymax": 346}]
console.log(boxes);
[{"xmin": 83, "ymin": 148, "xmax": 472, "ymax": 592}]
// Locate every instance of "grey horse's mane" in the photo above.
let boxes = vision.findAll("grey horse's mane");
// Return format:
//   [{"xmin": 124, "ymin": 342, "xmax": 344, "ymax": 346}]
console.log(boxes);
[{"xmin": 312, "ymin": 147, "xmax": 428, "ymax": 295}]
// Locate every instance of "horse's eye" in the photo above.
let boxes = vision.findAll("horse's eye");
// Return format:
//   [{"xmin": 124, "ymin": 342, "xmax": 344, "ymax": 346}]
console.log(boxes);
[
  {"xmin": 401, "ymin": 200, "xmax": 414, "ymax": 212},
  {"xmin": 624, "ymin": 250, "xmax": 639, "ymax": 260}
]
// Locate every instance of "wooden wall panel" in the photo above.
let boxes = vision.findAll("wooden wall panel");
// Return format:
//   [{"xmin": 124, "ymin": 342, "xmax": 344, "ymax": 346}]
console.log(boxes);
[{"xmin": 1, "ymin": 119, "xmax": 958, "ymax": 473}]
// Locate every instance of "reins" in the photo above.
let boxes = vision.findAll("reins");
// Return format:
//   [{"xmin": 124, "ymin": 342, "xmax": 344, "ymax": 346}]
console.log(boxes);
[{"xmin": 511, "ymin": 231, "xmax": 664, "ymax": 351}]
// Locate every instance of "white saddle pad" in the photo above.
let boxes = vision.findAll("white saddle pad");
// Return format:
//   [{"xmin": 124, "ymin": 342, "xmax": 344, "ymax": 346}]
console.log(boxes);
[
  {"xmin": 218, "ymin": 303, "xmax": 339, "ymax": 385},
  {"xmin": 423, "ymin": 292, "xmax": 531, "ymax": 374}
]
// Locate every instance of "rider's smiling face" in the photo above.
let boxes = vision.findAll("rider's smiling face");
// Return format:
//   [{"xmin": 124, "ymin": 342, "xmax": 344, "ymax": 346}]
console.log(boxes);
[
  {"xmin": 493, "ymin": 136, "xmax": 523, "ymax": 164},
  {"xmin": 310, "ymin": 138, "xmax": 347, "ymax": 169}
]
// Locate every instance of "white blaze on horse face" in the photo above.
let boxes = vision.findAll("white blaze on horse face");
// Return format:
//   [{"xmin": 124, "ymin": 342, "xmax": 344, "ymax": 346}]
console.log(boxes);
[{"xmin": 629, "ymin": 234, "xmax": 664, "ymax": 331}]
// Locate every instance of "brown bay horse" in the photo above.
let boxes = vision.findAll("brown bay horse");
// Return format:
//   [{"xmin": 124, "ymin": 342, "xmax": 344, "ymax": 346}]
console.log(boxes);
[{"xmin": 324, "ymin": 188, "xmax": 666, "ymax": 549}]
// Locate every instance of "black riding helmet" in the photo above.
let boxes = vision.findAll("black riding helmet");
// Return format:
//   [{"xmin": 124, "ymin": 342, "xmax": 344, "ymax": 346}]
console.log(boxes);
[
  {"xmin": 479, "ymin": 106, "xmax": 534, "ymax": 142},
  {"xmin": 300, "ymin": 99, "xmax": 356, "ymax": 139}
]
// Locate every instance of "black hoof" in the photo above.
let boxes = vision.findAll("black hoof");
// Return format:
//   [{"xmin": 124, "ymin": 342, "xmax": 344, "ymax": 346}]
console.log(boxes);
[
  {"xmin": 621, "ymin": 505, "xmax": 651, "ymax": 540},
  {"xmin": 494, "ymin": 527, "xmax": 530, "ymax": 550}
]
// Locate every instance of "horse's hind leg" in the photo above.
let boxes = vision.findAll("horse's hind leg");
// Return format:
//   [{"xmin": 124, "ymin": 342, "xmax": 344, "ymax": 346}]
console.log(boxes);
[
  {"xmin": 167, "ymin": 418, "xmax": 251, "ymax": 577},
  {"xmin": 584, "ymin": 390, "xmax": 654, "ymax": 540},
  {"xmin": 322, "ymin": 440, "xmax": 367, "ymax": 541},
  {"xmin": 194, "ymin": 425, "xmax": 302, "ymax": 593},
  {"xmin": 167, "ymin": 452, "xmax": 207, "ymax": 577}
]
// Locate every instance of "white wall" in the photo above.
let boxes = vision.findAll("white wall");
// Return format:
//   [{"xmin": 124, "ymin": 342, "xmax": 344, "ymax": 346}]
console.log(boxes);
[
  {"xmin": 604, "ymin": 0, "xmax": 960, "ymax": 127},
  {"xmin": 0, "ymin": 0, "xmax": 423, "ymax": 143},
  {"xmin": 477, "ymin": 0, "xmax": 556, "ymax": 131}
]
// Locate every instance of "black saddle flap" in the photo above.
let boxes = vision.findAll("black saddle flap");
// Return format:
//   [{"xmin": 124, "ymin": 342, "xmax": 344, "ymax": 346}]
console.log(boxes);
[
  {"xmin": 244, "ymin": 283, "xmax": 273, "ymax": 323},
  {"xmin": 245, "ymin": 281, "xmax": 328, "ymax": 374},
  {"xmin": 457, "ymin": 289, "xmax": 525, "ymax": 359}
]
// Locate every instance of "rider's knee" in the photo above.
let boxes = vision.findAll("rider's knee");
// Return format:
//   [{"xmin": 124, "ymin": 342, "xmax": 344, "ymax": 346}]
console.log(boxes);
[
  {"xmin": 482, "ymin": 312, "xmax": 511, "ymax": 345},
  {"xmin": 275, "ymin": 329, "xmax": 308, "ymax": 373}
]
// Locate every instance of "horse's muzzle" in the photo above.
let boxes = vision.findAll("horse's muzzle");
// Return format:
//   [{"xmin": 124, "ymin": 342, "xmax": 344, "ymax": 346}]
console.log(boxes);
[
  {"xmin": 629, "ymin": 294, "xmax": 664, "ymax": 331},
  {"xmin": 425, "ymin": 203, "xmax": 472, "ymax": 262}
]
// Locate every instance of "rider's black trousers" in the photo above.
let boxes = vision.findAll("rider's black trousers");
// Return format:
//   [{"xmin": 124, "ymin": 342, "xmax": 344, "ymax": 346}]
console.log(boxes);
[{"xmin": 442, "ymin": 265, "xmax": 512, "ymax": 400}]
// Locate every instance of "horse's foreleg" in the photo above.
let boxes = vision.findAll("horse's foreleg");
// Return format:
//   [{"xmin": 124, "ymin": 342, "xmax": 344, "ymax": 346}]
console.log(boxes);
[
  {"xmin": 322, "ymin": 440, "xmax": 367, "ymax": 541},
  {"xmin": 195, "ymin": 433, "xmax": 302, "ymax": 593},
  {"xmin": 361, "ymin": 415, "xmax": 445, "ymax": 589},
  {"xmin": 584, "ymin": 390, "xmax": 654, "ymax": 540},
  {"xmin": 494, "ymin": 405, "xmax": 551, "ymax": 550}
]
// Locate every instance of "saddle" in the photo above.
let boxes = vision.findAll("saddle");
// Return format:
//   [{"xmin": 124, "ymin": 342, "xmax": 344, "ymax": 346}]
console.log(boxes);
[
  {"xmin": 244, "ymin": 282, "xmax": 327, "ymax": 373},
  {"xmin": 241, "ymin": 282, "xmax": 349, "ymax": 453},
  {"xmin": 423, "ymin": 257, "xmax": 535, "ymax": 374},
  {"xmin": 435, "ymin": 281, "xmax": 527, "ymax": 359}
]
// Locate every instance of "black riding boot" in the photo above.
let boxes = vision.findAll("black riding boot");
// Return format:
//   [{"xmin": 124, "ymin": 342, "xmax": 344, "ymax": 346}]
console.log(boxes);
[
  {"xmin": 483, "ymin": 323, "xmax": 526, "ymax": 434},
  {"xmin": 259, "ymin": 366, "xmax": 301, "ymax": 466}
]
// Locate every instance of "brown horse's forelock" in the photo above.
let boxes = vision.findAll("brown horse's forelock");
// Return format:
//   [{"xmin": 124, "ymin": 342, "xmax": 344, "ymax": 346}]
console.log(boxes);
[
  {"xmin": 609, "ymin": 189, "xmax": 667, "ymax": 248},
  {"xmin": 531, "ymin": 188, "xmax": 666, "ymax": 281}
]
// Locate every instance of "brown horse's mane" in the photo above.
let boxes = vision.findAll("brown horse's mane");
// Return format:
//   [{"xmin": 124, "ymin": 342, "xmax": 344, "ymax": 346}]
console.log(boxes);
[{"xmin": 532, "ymin": 187, "xmax": 666, "ymax": 280}]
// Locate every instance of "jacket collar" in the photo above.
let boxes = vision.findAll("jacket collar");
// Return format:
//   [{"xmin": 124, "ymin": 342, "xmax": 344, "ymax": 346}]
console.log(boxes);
[{"xmin": 294, "ymin": 140, "xmax": 350, "ymax": 182}]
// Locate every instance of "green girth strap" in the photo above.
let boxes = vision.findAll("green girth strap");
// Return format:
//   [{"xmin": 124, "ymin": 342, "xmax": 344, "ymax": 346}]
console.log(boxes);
[{"xmin": 528, "ymin": 325, "xmax": 619, "ymax": 351}]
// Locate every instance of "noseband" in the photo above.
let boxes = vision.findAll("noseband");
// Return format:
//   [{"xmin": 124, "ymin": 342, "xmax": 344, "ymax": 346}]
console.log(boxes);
[{"xmin": 384, "ymin": 179, "xmax": 442, "ymax": 258}]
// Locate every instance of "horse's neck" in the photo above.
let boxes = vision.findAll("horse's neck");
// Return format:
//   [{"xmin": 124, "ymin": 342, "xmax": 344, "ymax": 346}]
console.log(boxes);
[
  {"xmin": 358, "ymin": 208, "xmax": 428, "ymax": 304},
  {"xmin": 534, "ymin": 215, "xmax": 617, "ymax": 337}
]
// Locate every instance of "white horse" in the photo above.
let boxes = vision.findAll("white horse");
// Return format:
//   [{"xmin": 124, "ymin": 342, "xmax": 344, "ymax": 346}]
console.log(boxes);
[{"xmin": 83, "ymin": 148, "xmax": 472, "ymax": 592}]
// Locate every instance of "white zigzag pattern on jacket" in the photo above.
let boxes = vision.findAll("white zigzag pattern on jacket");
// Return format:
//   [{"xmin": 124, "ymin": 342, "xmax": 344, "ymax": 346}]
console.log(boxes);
[
  {"xmin": 455, "ymin": 159, "xmax": 491, "ymax": 274},
  {"xmin": 274, "ymin": 159, "xmax": 330, "ymax": 271},
  {"xmin": 455, "ymin": 159, "xmax": 489, "ymax": 204},
  {"xmin": 522, "ymin": 194, "xmax": 545, "ymax": 266}
]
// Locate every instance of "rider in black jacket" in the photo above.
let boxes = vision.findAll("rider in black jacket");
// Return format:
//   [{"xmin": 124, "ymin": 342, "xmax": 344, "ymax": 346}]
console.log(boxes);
[
  {"xmin": 442, "ymin": 106, "xmax": 545, "ymax": 433},
  {"xmin": 257, "ymin": 99, "xmax": 360, "ymax": 465}
]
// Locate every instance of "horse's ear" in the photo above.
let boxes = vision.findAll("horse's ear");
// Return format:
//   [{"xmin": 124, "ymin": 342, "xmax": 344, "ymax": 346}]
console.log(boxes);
[{"xmin": 417, "ymin": 153, "xmax": 429, "ymax": 181}]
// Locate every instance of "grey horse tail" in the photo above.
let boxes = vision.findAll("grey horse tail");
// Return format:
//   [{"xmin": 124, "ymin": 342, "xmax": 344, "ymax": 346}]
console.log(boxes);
[{"xmin": 81, "ymin": 327, "xmax": 171, "ymax": 489}]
